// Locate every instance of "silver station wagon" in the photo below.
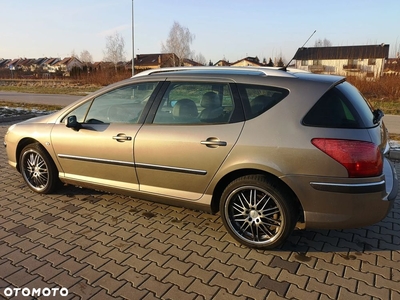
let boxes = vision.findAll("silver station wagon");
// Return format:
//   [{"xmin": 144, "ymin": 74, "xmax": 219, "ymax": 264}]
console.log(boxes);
[{"xmin": 4, "ymin": 66, "xmax": 398, "ymax": 249}]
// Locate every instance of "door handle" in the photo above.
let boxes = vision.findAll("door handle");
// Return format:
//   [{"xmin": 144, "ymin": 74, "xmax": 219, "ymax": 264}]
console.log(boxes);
[
  {"xmin": 201, "ymin": 137, "xmax": 227, "ymax": 148},
  {"xmin": 112, "ymin": 134, "xmax": 132, "ymax": 142}
]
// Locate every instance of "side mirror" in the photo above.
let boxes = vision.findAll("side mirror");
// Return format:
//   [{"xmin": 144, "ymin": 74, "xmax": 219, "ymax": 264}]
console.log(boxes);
[{"xmin": 65, "ymin": 115, "xmax": 82, "ymax": 130}]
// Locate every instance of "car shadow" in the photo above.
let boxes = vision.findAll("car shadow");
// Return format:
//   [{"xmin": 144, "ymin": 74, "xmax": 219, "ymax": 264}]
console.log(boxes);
[{"xmin": 52, "ymin": 182, "xmax": 400, "ymax": 255}]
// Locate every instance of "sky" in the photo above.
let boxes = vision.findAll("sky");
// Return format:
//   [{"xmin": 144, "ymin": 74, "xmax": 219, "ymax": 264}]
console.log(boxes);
[{"xmin": 1, "ymin": 0, "xmax": 399, "ymax": 64}]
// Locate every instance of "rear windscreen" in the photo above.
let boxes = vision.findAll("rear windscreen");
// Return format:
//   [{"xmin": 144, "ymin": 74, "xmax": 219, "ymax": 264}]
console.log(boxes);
[{"xmin": 302, "ymin": 82, "xmax": 375, "ymax": 129}]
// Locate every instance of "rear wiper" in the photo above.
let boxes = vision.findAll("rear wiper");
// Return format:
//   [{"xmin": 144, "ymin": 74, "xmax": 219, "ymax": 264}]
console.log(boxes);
[{"xmin": 373, "ymin": 109, "xmax": 384, "ymax": 124}]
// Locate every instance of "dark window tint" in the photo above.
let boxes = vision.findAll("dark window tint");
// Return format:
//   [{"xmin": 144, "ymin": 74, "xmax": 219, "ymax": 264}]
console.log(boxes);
[
  {"xmin": 335, "ymin": 82, "xmax": 375, "ymax": 128},
  {"xmin": 303, "ymin": 82, "xmax": 374, "ymax": 128},
  {"xmin": 238, "ymin": 84, "xmax": 289, "ymax": 120}
]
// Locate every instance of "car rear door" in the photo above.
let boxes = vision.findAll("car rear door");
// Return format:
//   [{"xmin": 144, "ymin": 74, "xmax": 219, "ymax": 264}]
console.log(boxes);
[{"xmin": 134, "ymin": 80, "xmax": 244, "ymax": 200}]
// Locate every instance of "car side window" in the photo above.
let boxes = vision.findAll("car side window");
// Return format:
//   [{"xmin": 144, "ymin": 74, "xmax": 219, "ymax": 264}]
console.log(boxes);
[
  {"xmin": 153, "ymin": 82, "xmax": 234, "ymax": 125},
  {"xmin": 238, "ymin": 84, "xmax": 289, "ymax": 120},
  {"xmin": 65, "ymin": 83, "xmax": 158, "ymax": 124}
]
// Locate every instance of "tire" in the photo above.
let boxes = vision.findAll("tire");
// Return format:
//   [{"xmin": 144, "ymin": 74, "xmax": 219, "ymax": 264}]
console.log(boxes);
[
  {"xmin": 220, "ymin": 175, "xmax": 297, "ymax": 249},
  {"xmin": 19, "ymin": 143, "xmax": 60, "ymax": 194}
]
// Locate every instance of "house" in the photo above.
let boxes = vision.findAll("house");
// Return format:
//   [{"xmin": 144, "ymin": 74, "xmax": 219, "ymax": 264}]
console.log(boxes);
[
  {"xmin": 7, "ymin": 58, "xmax": 22, "ymax": 70},
  {"xmin": 29, "ymin": 57, "xmax": 48, "ymax": 72},
  {"xmin": 293, "ymin": 44, "xmax": 389, "ymax": 78},
  {"xmin": 182, "ymin": 58, "xmax": 203, "ymax": 67},
  {"xmin": 131, "ymin": 53, "xmax": 180, "ymax": 71},
  {"xmin": 0, "ymin": 58, "xmax": 11, "ymax": 69},
  {"xmin": 43, "ymin": 58, "xmax": 60, "ymax": 73},
  {"xmin": 54, "ymin": 57, "xmax": 83, "ymax": 76},
  {"xmin": 230, "ymin": 56, "xmax": 263, "ymax": 67},
  {"xmin": 385, "ymin": 58, "xmax": 400, "ymax": 75},
  {"xmin": 18, "ymin": 58, "xmax": 36, "ymax": 72},
  {"xmin": 214, "ymin": 59, "xmax": 230, "ymax": 66}
]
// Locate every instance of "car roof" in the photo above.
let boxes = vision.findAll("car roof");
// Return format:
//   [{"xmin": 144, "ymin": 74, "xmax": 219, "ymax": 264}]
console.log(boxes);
[
  {"xmin": 133, "ymin": 66, "xmax": 296, "ymax": 78},
  {"xmin": 131, "ymin": 66, "xmax": 344, "ymax": 85}
]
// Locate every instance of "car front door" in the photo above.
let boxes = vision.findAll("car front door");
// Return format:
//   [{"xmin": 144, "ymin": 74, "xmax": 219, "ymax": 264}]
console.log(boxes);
[
  {"xmin": 134, "ymin": 81, "xmax": 244, "ymax": 200},
  {"xmin": 51, "ymin": 82, "xmax": 161, "ymax": 190}
]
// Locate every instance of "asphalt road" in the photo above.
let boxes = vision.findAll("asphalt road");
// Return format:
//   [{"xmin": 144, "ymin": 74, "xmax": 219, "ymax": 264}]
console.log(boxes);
[
  {"xmin": 0, "ymin": 91, "xmax": 82, "ymax": 107},
  {"xmin": 0, "ymin": 91, "xmax": 399, "ymax": 134}
]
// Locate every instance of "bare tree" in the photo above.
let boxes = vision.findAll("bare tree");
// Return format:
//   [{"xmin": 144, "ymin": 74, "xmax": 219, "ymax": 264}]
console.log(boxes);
[
  {"xmin": 70, "ymin": 49, "xmax": 78, "ymax": 58},
  {"xmin": 314, "ymin": 38, "xmax": 332, "ymax": 47},
  {"xmin": 193, "ymin": 52, "xmax": 207, "ymax": 65},
  {"xmin": 80, "ymin": 50, "xmax": 93, "ymax": 65},
  {"xmin": 103, "ymin": 31, "xmax": 126, "ymax": 71},
  {"xmin": 161, "ymin": 21, "xmax": 195, "ymax": 66}
]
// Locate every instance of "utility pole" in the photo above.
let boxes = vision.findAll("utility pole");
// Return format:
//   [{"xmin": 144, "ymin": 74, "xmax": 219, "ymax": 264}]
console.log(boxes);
[{"xmin": 132, "ymin": 0, "xmax": 135, "ymax": 76}]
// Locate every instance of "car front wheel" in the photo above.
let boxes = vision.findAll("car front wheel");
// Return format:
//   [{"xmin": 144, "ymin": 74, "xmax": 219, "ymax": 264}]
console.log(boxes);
[
  {"xmin": 19, "ymin": 143, "xmax": 59, "ymax": 194},
  {"xmin": 220, "ymin": 175, "xmax": 297, "ymax": 249}
]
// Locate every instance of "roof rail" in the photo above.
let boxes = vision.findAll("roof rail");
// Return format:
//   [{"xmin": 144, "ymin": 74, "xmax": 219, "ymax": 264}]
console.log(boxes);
[{"xmin": 132, "ymin": 66, "xmax": 298, "ymax": 78}]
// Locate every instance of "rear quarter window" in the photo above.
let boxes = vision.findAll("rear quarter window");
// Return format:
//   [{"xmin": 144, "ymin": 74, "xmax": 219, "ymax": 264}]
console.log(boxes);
[
  {"xmin": 302, "ymin": 82, "xmax": 375, "ymax": 128},
  {"xmin": 237, "ymin": 84, "xmax": 289, "ymax": 120}
]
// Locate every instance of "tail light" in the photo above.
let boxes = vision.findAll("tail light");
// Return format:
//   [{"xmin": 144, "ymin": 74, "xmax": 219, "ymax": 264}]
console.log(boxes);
[{"xmin": 311, "ymin": 138, "xmax": 383, "ymax": 178}]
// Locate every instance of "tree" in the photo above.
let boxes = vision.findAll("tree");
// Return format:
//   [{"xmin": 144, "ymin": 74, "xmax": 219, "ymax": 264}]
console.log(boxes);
[
  {"xmin": 314, "ymin": 38, "xmax": 332, "ymax": 47},
  {"xmin": 80, "ymin": 50, "xmax": 93, "ymax": 65},
  {"xmin": 266, "ymin": 58, "xmax": 274, "ymax": 67},
  {"xmin": 262, "ymin": 57, "xmax": 267, "ymax": 65},
  {"xmin": 161, "ymin": 21, "xmax": 195, "ymax": 66},
  {"xmin": 70, "ymin": 49, "xmax": 78, "ymax": 58},
  {"xmin": 193, "ymin": 52, "xmax": 206, "ymax": 65},
  {"xmin": 276, "ymin": 57, "xmax": 284, "ymax": 67},
  {"xmin": 103, "ymin": 31, "xmax": 126, "ymax": 71}
]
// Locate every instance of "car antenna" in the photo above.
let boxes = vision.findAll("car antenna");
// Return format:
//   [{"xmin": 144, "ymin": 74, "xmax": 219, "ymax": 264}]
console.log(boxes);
[{"xmin": 282, "ymin": 30, "xmax": 316, "ymax": 71}]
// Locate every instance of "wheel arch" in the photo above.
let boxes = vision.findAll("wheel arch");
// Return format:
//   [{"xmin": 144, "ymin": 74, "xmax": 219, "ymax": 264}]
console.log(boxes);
[
  {"xmin": 210, "ymin": 168, "xmax": 304, "ymax": 220},
  {"xmin": 16, "ymin": 138, "xmax": 50, "ymax": 172}
]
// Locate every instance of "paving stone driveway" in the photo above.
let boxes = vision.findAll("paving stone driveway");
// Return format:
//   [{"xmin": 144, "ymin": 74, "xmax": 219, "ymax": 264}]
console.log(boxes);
[{"xmin": 0, "ymin": 124, "xmax": 399, "ymax": 300}]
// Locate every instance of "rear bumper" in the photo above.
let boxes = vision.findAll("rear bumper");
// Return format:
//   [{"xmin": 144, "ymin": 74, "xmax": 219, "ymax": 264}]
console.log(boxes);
[
  {"xmin": 282, "ymin": 157, "xmax": 398, "ymax": 229},
  {"xmin": 383, "ymin": 157, "xmax": 398, "ymax": 201}
]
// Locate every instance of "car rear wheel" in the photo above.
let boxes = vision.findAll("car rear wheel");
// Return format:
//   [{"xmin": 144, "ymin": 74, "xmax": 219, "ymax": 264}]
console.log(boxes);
[
  {"xmin": 19, "ymin": 143, "xmax": 59, "ymax": 194},
  {"xmin": 220, "ymin": 175, "xmax": 297, "ymax": 249}
]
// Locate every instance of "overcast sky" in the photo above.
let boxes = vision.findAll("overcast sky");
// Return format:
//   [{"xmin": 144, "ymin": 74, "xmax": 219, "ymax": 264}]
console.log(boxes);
[{"xmin": 1, "ymin": 0, "xmax": 399, "ymax": 64}]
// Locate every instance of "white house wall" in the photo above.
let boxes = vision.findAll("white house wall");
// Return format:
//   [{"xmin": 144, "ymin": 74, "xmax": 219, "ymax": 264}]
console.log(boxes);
[{"xmin": 295, "ymin": 58, "xmax": 385, "ymax": 78}]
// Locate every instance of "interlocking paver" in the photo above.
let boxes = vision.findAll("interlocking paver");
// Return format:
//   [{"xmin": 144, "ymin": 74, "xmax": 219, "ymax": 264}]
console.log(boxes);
[
  {"xmin": 325, "ymin": 271, "xmax": 357, "ymax": 293},
  {"xmin": 5, "ymin": 267, "xmax": 38, "ymax": 287},
  {"xmin": 277, "ymin": 269, "xmax": 308, "ymax": 290},
  {"xmin": 186, "ymin": 278, "xmax": 219, "ymax": 299},
  {"xmin": 286, "ymin": 284, "xmax": 319, "ymax": 300},
  {"xmin": 32, "ymin": 262, "xmax": 63, "ymax": 281},
  {"xmin": 357, "ymin": 281, "xmax": 391, "ymax": 299},
  {"xmin": 361, "ymin": 260, "xmax": 391, "ymax": 279},
  {"xmin": 139, "ymin": 276, "xmax": 173, "ymax": 298},
  {"xmin": 1, "ymin": 124, "xmax": 400, "ymax": 299},
  {"xmin": 50, "ymin": 240, "xmax": 77, "ymax": 255},
  {"xmin": 231, "ymin": 266, "xmax": 262, "ymax": 286},
  {"xmin": 98, "ymin": 259, "xmax": 128, "ymax": 278},
  {"xmin": 141, "ymin": 261, "xmax": 172, "ymax": 281},
  {"xmin": 163, "ymin": 285, "xmax": 199, "ymax": 300},
  {"xmin": 186, "ymin": 264, "xmax": 216, "ymax": 284},
  {"xmin": 163, "ymin": 269, "xmax": 195, "ymax": 291},
  {"xmin": 164, "ymin": 256, "xmax": 193, "ymax": 274},
  {"xmin": 235, "ymin": 281, "xmax": 269, "ymax": 299},
  {"xmin": 306, "ymin": 277, "xmax": 339, "ymax": 299},
  {"xmin": 113, "ymin": 282, "xmax": 148, "ymax": 299},
  {"xmin": 82, "ymin": 253, "xmax": 110, "ymax": 269},
  {"xmin": 92, "ymin": 273, "xmax": 126, "ymax": 295},
  {"xmin": 344, "ymin": 265, "xmax": 374, "ymax": 286}
]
